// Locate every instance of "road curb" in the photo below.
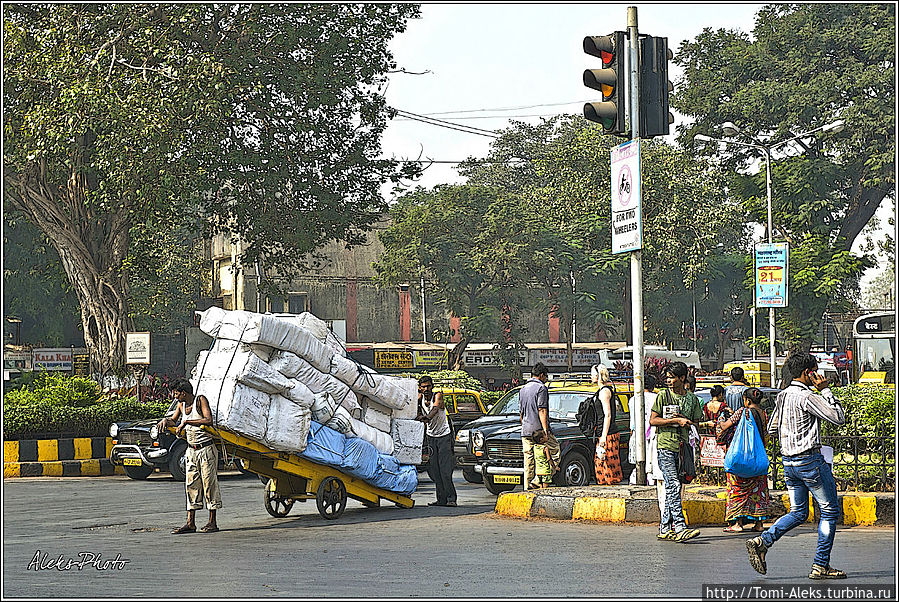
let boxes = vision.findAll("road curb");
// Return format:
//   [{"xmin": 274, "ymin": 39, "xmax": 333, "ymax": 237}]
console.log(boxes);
[
  {"xmin": 4, "ymin": 459, "xmax": 124, "ymax": 478},
  {"xmin": 494, "ymin": 488, "xmax": 894, "ymax": 526},
  {"xmin": 3, "ymin": 437, "xmax": 124, "ymax": 478}
]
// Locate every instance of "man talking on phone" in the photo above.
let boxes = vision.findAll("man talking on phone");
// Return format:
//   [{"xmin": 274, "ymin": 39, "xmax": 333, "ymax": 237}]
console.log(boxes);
[{"xmin": 746, "ymin": 352, "xmax": 847, "ymax": 580}]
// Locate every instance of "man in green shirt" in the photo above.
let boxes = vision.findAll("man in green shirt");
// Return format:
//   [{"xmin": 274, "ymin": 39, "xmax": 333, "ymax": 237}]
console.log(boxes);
[{"xmin": 650, "ymin": 361, "xmax": 703, "ymax": 542}]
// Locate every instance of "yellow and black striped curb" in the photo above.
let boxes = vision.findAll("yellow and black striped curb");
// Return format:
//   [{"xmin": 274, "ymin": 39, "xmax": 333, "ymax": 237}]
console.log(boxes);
[
  {"xmin": 4, "ymin": 437, "xmax": 124, "ymax": 478},
  {"xmin": 494, "ymin": 488, "xmax": 894, "ymax": 527}
]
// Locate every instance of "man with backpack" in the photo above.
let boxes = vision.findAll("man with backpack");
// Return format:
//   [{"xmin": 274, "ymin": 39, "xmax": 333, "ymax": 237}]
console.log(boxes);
[{"xmin": 649, "ymin": 361, "xmax": 702, "ymax": 543}]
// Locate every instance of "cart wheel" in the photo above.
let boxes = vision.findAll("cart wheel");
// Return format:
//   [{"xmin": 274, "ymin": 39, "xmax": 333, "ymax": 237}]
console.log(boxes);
[
  {"xmin": 316, "ymin": 477, "xmax": 347, "ymax": 520},
  {"xmin": 264, "ymin": 479, "xmax": 295, "ymax": 518}
]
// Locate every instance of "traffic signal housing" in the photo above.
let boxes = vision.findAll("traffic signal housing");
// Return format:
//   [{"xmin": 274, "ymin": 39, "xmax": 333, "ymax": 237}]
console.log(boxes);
[
  {"xmin": 583, "ymin": 32, "xmax": 627, "ymax": 136},
  {"xmin": 638, "ymin": 36, "xmax": 673, "ymax": 137}
]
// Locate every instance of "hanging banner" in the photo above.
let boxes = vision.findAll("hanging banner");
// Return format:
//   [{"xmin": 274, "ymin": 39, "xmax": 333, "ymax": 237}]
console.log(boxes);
[
  {"xmin": 610, "ymin": 139, "xmax": 642, "ymax": 254},
  {"xmin": 755, "ymin": 243, "xmax": 789, "ymax": 308}
]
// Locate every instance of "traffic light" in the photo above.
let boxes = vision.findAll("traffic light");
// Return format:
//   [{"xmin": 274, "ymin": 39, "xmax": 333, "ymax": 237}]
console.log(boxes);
[
  {"xmin": 638, "ymin": 36, "xmax": 674, "ymax": 137},
  {"xmin": 583, "ymin": 32, "xmax": 627, "ymax": 136}
]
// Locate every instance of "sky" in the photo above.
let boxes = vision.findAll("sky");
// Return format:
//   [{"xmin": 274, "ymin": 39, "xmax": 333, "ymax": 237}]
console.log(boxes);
[{"xmin": 378, "ymin": 3, "xmax": 894, "ymax": 291}]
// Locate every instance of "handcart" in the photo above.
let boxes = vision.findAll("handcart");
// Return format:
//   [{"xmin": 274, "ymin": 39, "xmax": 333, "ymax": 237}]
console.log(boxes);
[{"xmin": 207, "ymin": 427, "xmax": 415, "ymax": 520}]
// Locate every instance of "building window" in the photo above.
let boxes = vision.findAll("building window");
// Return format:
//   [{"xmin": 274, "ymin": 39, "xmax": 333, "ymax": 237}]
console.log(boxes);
[
  {"xmin": 266, "ymin": 296, "xmax": 286, "ymax": 313},
  {"xmin": 288, "ymin": 293, "xmax": 309, "ymax": 314}
]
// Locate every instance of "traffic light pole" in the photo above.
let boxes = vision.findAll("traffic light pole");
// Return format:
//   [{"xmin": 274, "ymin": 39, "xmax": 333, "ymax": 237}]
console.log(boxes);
[{"xmin": 627, "ymin": 6, "xmax": 647, "ymax": 486}]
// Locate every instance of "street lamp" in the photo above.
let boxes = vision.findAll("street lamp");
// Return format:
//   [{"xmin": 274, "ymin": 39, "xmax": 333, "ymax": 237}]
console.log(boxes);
[{"xmin": 694, "ymin": 119, "xmax": 845, "ymax": 386}]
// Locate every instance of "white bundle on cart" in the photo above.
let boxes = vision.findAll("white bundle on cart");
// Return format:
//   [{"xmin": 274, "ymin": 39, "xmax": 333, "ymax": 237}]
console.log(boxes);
[{"xmin": 195, "ymin": 307, "xmax": 423, "ymax": 465}]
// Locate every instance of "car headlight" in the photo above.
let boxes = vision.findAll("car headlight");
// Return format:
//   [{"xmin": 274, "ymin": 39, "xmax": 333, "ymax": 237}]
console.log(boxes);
[
  {"xmin": 109, "ymin": 423, "xmax": 118, "ymax": 437},
  {"xmin": 150, "ymin": 425, "xmax": 159, "ymax": 440},
  {"xmin": 473, "ymin": 431, "xmax": 485, "ymax": 449},
  {"xmin": 455, "ymin": 430, "xmax": 470, "ymax": 444}
]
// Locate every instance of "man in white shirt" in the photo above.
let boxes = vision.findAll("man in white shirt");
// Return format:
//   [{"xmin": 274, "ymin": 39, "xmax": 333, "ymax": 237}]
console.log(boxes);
[{"xmin": 746, "ymin": 352, "xmax": 847, "ymax": 580}]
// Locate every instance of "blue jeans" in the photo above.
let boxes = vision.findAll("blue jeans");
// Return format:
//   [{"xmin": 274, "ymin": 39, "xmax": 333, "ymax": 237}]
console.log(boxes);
[
  {"xmin": 760, "ymin": 452, "xmax": 840, "ymax": 567},
  {"xmin": 658, "ymin": 449, "xmax": 686, "ymax": 533}
]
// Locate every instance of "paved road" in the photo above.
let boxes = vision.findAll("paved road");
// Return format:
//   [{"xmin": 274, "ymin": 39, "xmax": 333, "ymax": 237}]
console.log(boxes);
[{"xmin": 3, "ymin": 471, "xmax": 895, "ymax": 598}]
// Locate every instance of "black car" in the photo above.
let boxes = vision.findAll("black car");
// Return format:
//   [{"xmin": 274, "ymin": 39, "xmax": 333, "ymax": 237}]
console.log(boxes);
[
  {"xmin": 455, "ymin": 385, "xmax": 632, "ymax": 495},
  {"xmin": 109, "ymin": 399, "xmax": 249, "ymax": 481}
]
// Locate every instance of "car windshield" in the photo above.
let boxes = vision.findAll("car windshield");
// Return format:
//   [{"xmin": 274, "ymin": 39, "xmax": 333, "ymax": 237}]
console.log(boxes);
[{"xmin": 487, "ymin": 388, "xmax": 591, "ymax": 421}]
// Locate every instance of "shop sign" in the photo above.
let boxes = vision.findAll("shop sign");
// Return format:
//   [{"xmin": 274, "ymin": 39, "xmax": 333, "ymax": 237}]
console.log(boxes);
[
  {"xmin": 528, "ymin": 349, "xmax": 601, "ymax": 367},
  {"xmin": 414, "ymin": 350, "xmax": 448, "ymax": 368},
  {"xmin": 374, "ymin": 351, "xmax": 414, "ymax": 369},
  {"xmin": 33, "ymin": 348, "xmax": 73, "ymax": 371},
  {"xmin": 3, "ymin": 351, "xmax": 32, "ymax": 371}
]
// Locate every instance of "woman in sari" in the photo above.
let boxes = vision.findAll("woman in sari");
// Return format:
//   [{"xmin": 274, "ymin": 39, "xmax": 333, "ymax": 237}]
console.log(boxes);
[{"xmin": 720, "ymin": 387, "xmax": 770, "ymax": 533}]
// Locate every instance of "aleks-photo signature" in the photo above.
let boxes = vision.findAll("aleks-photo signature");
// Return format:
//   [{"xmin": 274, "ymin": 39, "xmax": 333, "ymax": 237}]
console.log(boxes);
[{"xmin": 27, "ymin": 551, "xmax": 130, "ymax": 571}]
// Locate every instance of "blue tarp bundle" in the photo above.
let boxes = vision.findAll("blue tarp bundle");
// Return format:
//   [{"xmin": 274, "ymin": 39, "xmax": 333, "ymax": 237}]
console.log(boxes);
[
  {"xmin": 300, "ymin": 422, "xmax": 347, "ymax": 466},
  {"xmin": 299, "ymin": 421, "xmax": 418, "ymax": 495},
  {"xmin": 370, "ymin": 453, "xmax": 418, "ymax": 496},
  {"xmin": 341, "ymin": 437, "xmax": 381, "ymax": 481}
]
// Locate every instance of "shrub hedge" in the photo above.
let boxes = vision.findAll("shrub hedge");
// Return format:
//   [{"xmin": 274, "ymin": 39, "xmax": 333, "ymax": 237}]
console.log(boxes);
[
  {"xmin": 4, "ymin": 397, "xmax": 171, "ymax": 440},
  {"xmin": 3, "ymin": 372, "xmax": 103, "ymax": 408}
]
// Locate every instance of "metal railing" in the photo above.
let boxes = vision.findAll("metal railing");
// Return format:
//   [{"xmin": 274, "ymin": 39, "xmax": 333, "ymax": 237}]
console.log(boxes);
[{"xmin": 697, "ymin": 418, "xmax": 895, "ymax": 492}]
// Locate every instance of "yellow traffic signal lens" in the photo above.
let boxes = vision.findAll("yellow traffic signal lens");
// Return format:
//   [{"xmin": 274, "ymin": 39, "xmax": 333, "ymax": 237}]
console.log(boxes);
[{"xmin": 601, "ymin": 83, "xmax": 614, "ymax": 98}]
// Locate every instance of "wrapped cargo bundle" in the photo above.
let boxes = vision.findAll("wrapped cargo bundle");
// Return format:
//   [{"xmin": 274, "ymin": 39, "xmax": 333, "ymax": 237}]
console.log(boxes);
[
  {"xmin": 194, "ymin": 308, "xmax": 422, "ymax": 475},
  {"xmin": 265, "ymin": 394, "xmax": 311, "ymax": 453},
  {"xmin": 390, "ymin": 419, "xmax": 425, "ymax": 465},
  {"xmin": 269, "ymin": 350, "xmax": 361, "ymax": 418},
  {"xmin": 349, "ymin": 417, "xmax": 394, "ymax": 455},
  {"xmin": 299, "ymin": 422, "xmax": 417, "ymax": 495}
]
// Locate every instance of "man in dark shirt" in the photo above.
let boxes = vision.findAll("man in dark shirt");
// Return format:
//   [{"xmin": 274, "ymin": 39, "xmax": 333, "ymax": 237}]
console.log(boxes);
[{"xmin": 519, "ymin": 363, "xmax": 559, "ymax": 490}]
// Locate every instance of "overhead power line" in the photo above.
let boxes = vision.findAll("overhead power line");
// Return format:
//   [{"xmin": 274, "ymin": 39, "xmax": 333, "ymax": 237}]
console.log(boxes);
[
  {"xmin": 393, "ymin": 108, "xmax": 500, "ymax": 138},
  {"xmin": 424, "ymin": 100, "xmax": 593, "ymax": 116}
]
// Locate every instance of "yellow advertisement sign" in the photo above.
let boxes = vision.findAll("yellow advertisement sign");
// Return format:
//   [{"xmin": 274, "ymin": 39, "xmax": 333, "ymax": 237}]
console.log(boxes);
[
  {"xmin": 414, "ymin": 350, "xmax": 448, "ymax": 367},
  {"xmin": 375, "ymin": 351, "xmax": 414, "ymax": 369}
]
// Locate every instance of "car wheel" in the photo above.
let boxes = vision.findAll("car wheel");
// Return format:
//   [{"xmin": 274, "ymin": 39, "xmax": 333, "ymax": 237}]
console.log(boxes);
[
  {"xmin": 555, "ymin": 451, "xmax": 591, "ymax": 487},
  {"xmin": 483, "ymin": 474, "xmax": 517, "ymax": 495},
  {"xmin": 462, "ymin": 467, "xmax": 483, "ymax": 484},
  {"xmin": 168, "ymin": 443, "xmax": 187, "ymax": 482},
  {"xmin": 124, "ymin": 463, "xmax": 154, "ymax": 480}
]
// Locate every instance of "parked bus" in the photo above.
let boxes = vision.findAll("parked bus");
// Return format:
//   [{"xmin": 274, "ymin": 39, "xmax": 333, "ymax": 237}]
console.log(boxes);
[
  {"xmin": 599, "ymin": 345, "xmax": 701, "ymax": 371},
  {"xmin": 851, "ymin": 311, "xmax": 895, "ymax": 384}
]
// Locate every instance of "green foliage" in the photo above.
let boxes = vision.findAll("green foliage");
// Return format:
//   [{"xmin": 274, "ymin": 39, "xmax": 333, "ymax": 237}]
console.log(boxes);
[
  {"xmin": 481, "ymin": 390, "xmax": 507, "ymax": 407},
  {"xmin": 4, "ymin": 397, "xmax": 170, "ymax": 439},
  {"xmin": 2, "ymin": 210, "xmax": 83, "ymax": 346},
  {"xmin": 830, "ymin": 385, "xmax": 895, "ymax": 436},
  {"xmin": 674, "ymin": 4, "xmax": 894, "ymax": 350},
  {"xmin": 399, "ymin": 369, "xmax": 484, "ymax": 391},
  {"xmin": 3, "ymin": 372, "xmax": 102, "ymax": 407},
  {"xmin": 3, "ymin": 4, "xmax": 421, "ymax": 368}
]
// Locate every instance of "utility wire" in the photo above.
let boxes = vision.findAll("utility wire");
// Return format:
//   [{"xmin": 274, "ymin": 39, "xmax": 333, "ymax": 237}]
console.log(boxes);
[
  {"xmin": 424, "ymin": 100, "xmax": 593, "ymax": 116},
  {"xmin": 394, "ymin": 109, "xmax": 499, "ymax": 138},
  {"xmin": 396, "ymin": 113, "xmax": 560, "ymax": 121}
]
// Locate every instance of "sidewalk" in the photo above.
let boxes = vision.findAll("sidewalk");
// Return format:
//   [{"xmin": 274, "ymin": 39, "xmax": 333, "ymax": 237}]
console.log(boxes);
[{"xmin": 494, "ymin": 483, "xmax": 894, "ymax": 526}]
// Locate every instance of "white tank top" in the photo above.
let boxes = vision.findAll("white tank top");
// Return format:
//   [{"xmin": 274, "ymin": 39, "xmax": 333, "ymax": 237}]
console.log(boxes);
[
  {"xmin": 184, "ymin": 397, "xmax": 213, "ymax": 445},
  {"xmin": 421, "ymin": 394, "xmax": 451, "ymax": 438}
]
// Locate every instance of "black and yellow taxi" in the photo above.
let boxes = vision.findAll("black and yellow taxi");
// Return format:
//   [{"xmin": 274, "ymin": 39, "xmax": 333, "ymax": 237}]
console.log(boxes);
[{"xmin": 454, "ymin": 377, "xmax": 633, "ymax": 494}]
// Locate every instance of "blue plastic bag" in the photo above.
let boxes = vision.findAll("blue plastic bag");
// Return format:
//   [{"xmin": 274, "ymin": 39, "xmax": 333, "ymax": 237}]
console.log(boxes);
[{"xmin": 723, "ymin": 408, "xmax": 770, "ymax": 478}]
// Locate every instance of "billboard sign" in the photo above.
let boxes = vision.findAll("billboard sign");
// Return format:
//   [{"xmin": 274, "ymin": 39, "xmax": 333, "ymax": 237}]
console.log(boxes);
[
  {"xmin": 755, "ymin": 242, "xmax": 789, "ymax": 308},
  {"xmin": 126, "ymin": 332, "xmax": 151, "ymax": 365}
]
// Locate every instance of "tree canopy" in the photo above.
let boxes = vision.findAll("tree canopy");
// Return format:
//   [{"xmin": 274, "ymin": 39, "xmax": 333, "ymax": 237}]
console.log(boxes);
[
  {"xmin": 380, "ymin": 116, "xmax": 748, "ymax": 369},
  {"xmin": 673, "ymin": 3, "xmax": 894, "ymax": 350},
  {"xmin": 3, "ymin": 4, "xmax": 421, "ymax": 372}
]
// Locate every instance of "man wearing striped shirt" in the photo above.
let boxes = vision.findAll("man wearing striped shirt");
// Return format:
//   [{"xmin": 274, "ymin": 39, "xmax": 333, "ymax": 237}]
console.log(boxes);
[{"xmin": 746, "ymin": 352, "xmax": 847, "ymax": 580}]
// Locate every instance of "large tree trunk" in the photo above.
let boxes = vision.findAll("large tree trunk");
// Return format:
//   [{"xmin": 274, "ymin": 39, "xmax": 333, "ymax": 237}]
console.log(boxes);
[{"xmin": 4, "ymin": 142, "xmax": 132, "ymax": 376}]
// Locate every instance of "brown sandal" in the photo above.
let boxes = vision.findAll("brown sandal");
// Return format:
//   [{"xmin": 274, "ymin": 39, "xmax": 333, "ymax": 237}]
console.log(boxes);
[{"xmin": 172, "ymin": 525, "xmax": 196, "ymax": 534}]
